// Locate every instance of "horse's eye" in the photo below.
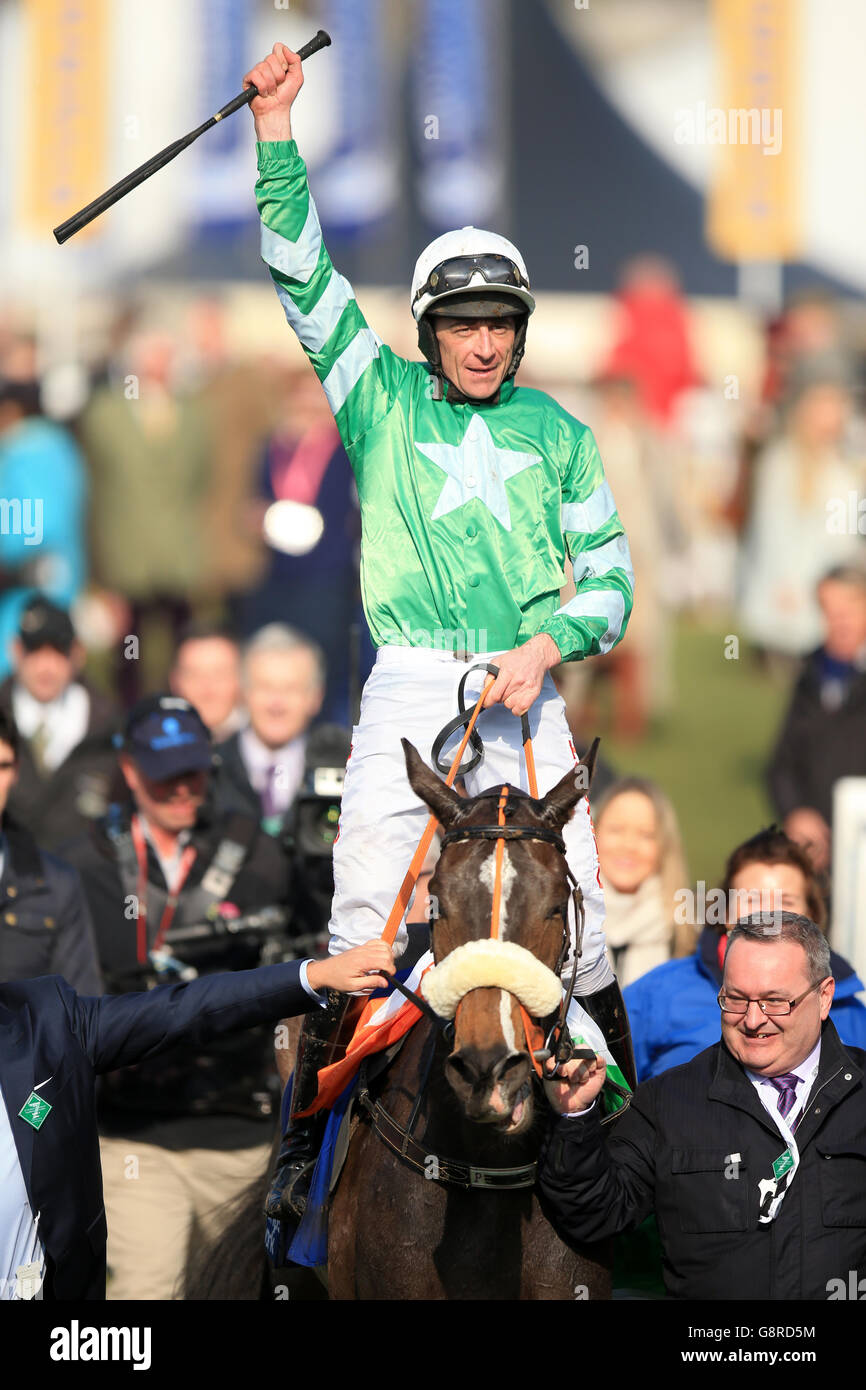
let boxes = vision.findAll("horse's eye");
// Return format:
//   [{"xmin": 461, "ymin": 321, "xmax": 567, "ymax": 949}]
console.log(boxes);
[{"xmin": 546, "ymin": 905, "xmax": 564, "ymax": 920}]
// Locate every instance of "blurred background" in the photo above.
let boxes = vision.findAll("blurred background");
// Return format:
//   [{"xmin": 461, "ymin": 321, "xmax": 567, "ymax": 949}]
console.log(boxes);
[{"xmin": 1, "ymin": 0, "xmax": 865, "ymax": 976}]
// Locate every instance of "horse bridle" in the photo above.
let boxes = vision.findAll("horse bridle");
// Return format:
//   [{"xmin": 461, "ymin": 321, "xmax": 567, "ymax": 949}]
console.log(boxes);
[
  {"xmin": 437, "ymin": 789, "xmax": 589, "ymax": 1072},
  {"xmin": 429, "ymin": 661, "xmax": 589, "ymax": 1065},
  {"xmin": 357, "ymin": 790, "xmax": 593, "ymax": 1191},
  {"xmin": 386, "ymin": 779, "xmax": 592, "ymax": 1075}
]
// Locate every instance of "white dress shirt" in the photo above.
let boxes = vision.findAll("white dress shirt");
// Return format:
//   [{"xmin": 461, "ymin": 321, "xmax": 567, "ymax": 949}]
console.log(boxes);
[
  {"xmin": 12, "ymin": 681, "xmax": 90, "ymax": 772},
  {"xmin": 0, "ymin": 1084, "xmax": 43, "ymax": 1299},
  {"xmin": 745, "ymin": 1037, "xmax": 822, "ymax": 1129},
  {"xmin": 239, "ymin": 727, "xmax": 306, "ymax": 816}
]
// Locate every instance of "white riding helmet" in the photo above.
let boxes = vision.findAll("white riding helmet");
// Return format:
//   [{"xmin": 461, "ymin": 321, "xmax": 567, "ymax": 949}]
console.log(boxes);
[
  {"xmin": 411, "ymin": 227, "xmax": 535, "ymax": 394},
  {"xmin": 411, "ymin": 226, "xmax": 536, "ymax": 323}
]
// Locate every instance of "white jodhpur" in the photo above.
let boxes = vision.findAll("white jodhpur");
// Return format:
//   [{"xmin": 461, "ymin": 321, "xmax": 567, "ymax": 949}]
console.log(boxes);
[{"xmin": 328, "ymin": 645, "xmax": 614, "ymax": 996}]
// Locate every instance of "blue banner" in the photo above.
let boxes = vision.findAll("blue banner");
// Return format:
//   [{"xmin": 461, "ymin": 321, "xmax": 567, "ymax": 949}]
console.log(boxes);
[
  {"xmin": 190, "ymin": 0, "xmax": 255, "ymax": 228},
  {"xmin": 312, "ymin": 0, "xmax": 398, "ymax": 236},
  {"xmin": 412, "ymin": 0, "xmax": 507, "ymax": 230}
]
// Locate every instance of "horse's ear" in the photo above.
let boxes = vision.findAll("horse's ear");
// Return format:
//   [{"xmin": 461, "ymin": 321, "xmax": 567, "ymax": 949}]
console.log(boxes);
[
  {"xmin": 402, "ymin": 739, "xmax": 463, "ymax": 827},
  {"xmin": 542, "ymin": 737, "xmax": 600, "ymax": 828}
]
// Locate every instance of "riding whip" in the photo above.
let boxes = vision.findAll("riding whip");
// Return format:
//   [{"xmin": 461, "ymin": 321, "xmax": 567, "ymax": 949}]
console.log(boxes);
[{"xmin": 53, "ymin": 29, "xmax": 331, "ymax": 244}]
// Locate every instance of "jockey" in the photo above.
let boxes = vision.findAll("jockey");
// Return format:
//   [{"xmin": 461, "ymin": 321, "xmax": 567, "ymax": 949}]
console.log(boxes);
[{"xmin": 245, "ymin": 44, "xmax": 637, "ymax": 1218}]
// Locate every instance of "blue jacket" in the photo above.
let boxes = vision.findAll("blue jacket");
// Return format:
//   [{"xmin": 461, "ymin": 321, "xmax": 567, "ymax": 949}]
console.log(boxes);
[
  {"xmin": 0, "ymin": 962, "xmax": 311, "ymax": 1299},
  {"xmin": 625, "ymin": 926, "xmax": 866, "ymax": 1083}
]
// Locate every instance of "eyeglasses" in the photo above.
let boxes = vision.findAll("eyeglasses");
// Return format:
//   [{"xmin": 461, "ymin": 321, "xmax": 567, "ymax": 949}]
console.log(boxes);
[
  {"xmin": 717, "ymin": 981, "xmax": 826, "ymax": 1017},
  {"xmin": 413, "ymin": 254, "xmax": 530, "ymax": 306}
]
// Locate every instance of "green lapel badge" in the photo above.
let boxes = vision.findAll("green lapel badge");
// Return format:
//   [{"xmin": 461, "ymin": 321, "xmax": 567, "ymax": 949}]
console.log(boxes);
[{"xmin": 19, "ymin": 1091, "xmax": 52, "ymax": 1130}]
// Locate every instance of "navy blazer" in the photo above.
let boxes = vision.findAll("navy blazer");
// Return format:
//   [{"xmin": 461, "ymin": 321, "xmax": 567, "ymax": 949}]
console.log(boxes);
[{"xmin": 0, "ymin": 962, "xmax": 311, "ymax": 1299}]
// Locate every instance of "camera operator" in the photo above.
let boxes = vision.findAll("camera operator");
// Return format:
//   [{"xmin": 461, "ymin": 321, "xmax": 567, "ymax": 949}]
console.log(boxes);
[{"xmin": 59, "ymin": 692, "xmax": 297, "ymax": 1300}]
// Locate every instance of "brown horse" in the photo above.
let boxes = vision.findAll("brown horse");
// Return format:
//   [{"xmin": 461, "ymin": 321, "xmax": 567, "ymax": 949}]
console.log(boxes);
[{"xmin": 326, "ymin": 739, "xmax": 613, "ymax": 1301}]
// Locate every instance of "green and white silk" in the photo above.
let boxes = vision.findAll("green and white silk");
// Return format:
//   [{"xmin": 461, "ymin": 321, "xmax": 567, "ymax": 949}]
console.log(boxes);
[{"xmin": 255, "ymin": 141, "xmax": 634, "ymax": 662}]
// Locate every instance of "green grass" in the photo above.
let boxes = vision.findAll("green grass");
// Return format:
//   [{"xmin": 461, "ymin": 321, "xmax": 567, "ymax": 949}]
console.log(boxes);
[{"xmin": 601, "ymin": 617, "xmax": 791, "ymax": 890}]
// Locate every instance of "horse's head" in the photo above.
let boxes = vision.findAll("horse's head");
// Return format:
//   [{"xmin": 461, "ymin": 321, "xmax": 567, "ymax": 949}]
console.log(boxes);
[{"xmin": 403, "ymin": 738, "xmax": 597, "ymax": 1135}]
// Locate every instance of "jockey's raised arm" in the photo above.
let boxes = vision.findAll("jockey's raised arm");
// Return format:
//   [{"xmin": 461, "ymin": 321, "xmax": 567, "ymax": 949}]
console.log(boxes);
[{"xmin": 247, "ymin": 43, "xmax": 408, "ymax": 449}]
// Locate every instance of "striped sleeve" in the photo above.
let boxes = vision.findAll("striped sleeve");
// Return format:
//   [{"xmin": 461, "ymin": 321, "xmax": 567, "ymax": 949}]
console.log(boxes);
[
  {"xmin": 537, "ymin": 426, "xmax": 634, "ymax": 662},
  {"xmin": 254, "ymin": 140, "xmax": 408, "ymax": 449}
]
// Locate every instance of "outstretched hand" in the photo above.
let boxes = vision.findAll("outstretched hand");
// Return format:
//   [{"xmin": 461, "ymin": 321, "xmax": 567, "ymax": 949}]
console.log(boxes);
[{"xmin": 306, "ymin": 941, "xmax": 395, "ymax": 997}]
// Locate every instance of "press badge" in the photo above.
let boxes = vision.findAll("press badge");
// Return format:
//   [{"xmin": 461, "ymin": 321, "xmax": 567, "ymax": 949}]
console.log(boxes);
[
  {"xmin": 19, "ymin": 1092, "xmax": 52, "ymax": 1129},
  {"xmin": 15, "ymin": 1262, "xmax": 42, "ymax": 1299}
]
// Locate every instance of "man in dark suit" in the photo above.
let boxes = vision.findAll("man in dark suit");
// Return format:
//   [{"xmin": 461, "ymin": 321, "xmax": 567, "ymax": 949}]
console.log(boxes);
[
  {"xmin": 539, "ymin": 912, "xmax": 866, "ymax": 1300},
  {"xmin": 0, "ymin": 708, "xmax": 101, "ymax": 995},
  {"xmin": 0, "ymin": 940, "xmax": 392, "ymax": 1301},
  {"xmin": 1, "ymin": 597, "xmax": 121, "ymax": 851},
  {"xmin": 214, "ymin": 624, "xmax": 325, "ymax": 836},
  {"xmin": 768, "ymin": 564, "xmax": 866, "ymax": 874}
]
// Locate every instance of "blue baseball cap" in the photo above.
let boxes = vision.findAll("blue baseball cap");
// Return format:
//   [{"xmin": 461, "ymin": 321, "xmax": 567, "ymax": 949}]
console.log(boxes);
[{"xmin": 122, "ymin": 694, "xmax": 213, "ymax": 780}]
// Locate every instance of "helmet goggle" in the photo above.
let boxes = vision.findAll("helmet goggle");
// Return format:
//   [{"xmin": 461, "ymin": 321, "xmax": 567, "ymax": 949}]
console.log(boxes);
[{"xmin": 413, "ymin": 253, "xmax": 530, "ymax": 308}]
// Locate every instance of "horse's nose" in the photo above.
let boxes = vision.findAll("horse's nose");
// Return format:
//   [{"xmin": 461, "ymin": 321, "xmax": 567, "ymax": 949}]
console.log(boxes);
[{"xmin": 445, "ymin": 1046, "xmax": 531, "ymax": 1117}]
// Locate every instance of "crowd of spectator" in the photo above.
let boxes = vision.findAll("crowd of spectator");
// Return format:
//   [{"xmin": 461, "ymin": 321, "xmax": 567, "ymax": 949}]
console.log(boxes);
[{"xmin": 1, "ymin": 270, "xmax": 864, "ymax": 1301}]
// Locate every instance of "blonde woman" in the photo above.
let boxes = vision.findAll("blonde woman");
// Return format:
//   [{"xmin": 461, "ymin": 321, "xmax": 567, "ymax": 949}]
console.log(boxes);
[{"xmin": 594, "ymin": 777, "xmax": 692, "ymax": 987}]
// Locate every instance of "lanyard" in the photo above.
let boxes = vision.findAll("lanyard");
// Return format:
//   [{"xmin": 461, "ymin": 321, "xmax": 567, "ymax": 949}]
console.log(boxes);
[
  {"xmin": 131, "ymin": 815, "xmax": 198, "ymax": 965},
  {"xmin": 757, "ymin": 1060, "xmax": 819, "ymax": 1224}
]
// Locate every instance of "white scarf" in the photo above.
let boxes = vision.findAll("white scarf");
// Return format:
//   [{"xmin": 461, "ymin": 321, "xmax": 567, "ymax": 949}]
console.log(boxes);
[{"xmin": 602, "ymin": 872, "xmax": 670, "ymax": 987}]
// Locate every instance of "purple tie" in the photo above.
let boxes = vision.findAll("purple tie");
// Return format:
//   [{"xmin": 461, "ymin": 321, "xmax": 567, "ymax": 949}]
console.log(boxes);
[
  {"xmin": 769, "ymin": 1072, "xmax": 800, "ymax": 1119},
  {"xmin": 261, "ymin": 764, "xmax": 279, "ymax": 819}
]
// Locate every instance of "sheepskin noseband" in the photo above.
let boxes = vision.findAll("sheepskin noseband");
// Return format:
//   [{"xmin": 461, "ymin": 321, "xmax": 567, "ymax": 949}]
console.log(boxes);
[{"xmin": 421, "ymin": 938, "xmax": 562, "ymax": 1020}]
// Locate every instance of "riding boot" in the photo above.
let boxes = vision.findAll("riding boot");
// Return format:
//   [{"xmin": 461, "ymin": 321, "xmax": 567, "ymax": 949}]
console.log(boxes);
[
  {"xmin": 264, "ymin": 989, "xmax": 365, "ymax": 1221},
  {"xmin": 576, "ymin": 977, "xmax": 637, "ymax": 1093}
]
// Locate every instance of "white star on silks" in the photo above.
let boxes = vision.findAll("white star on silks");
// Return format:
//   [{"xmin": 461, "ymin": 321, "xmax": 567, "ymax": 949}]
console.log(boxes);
[{"xmin": 414, "ymin": 414, "xmax": 542, "ymax": 532}]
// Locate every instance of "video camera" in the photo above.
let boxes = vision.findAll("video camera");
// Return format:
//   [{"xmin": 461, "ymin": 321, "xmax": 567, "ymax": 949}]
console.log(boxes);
[{"xmin": 281, "ymin": 723, "xmax": 351, "ymax": 944}]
